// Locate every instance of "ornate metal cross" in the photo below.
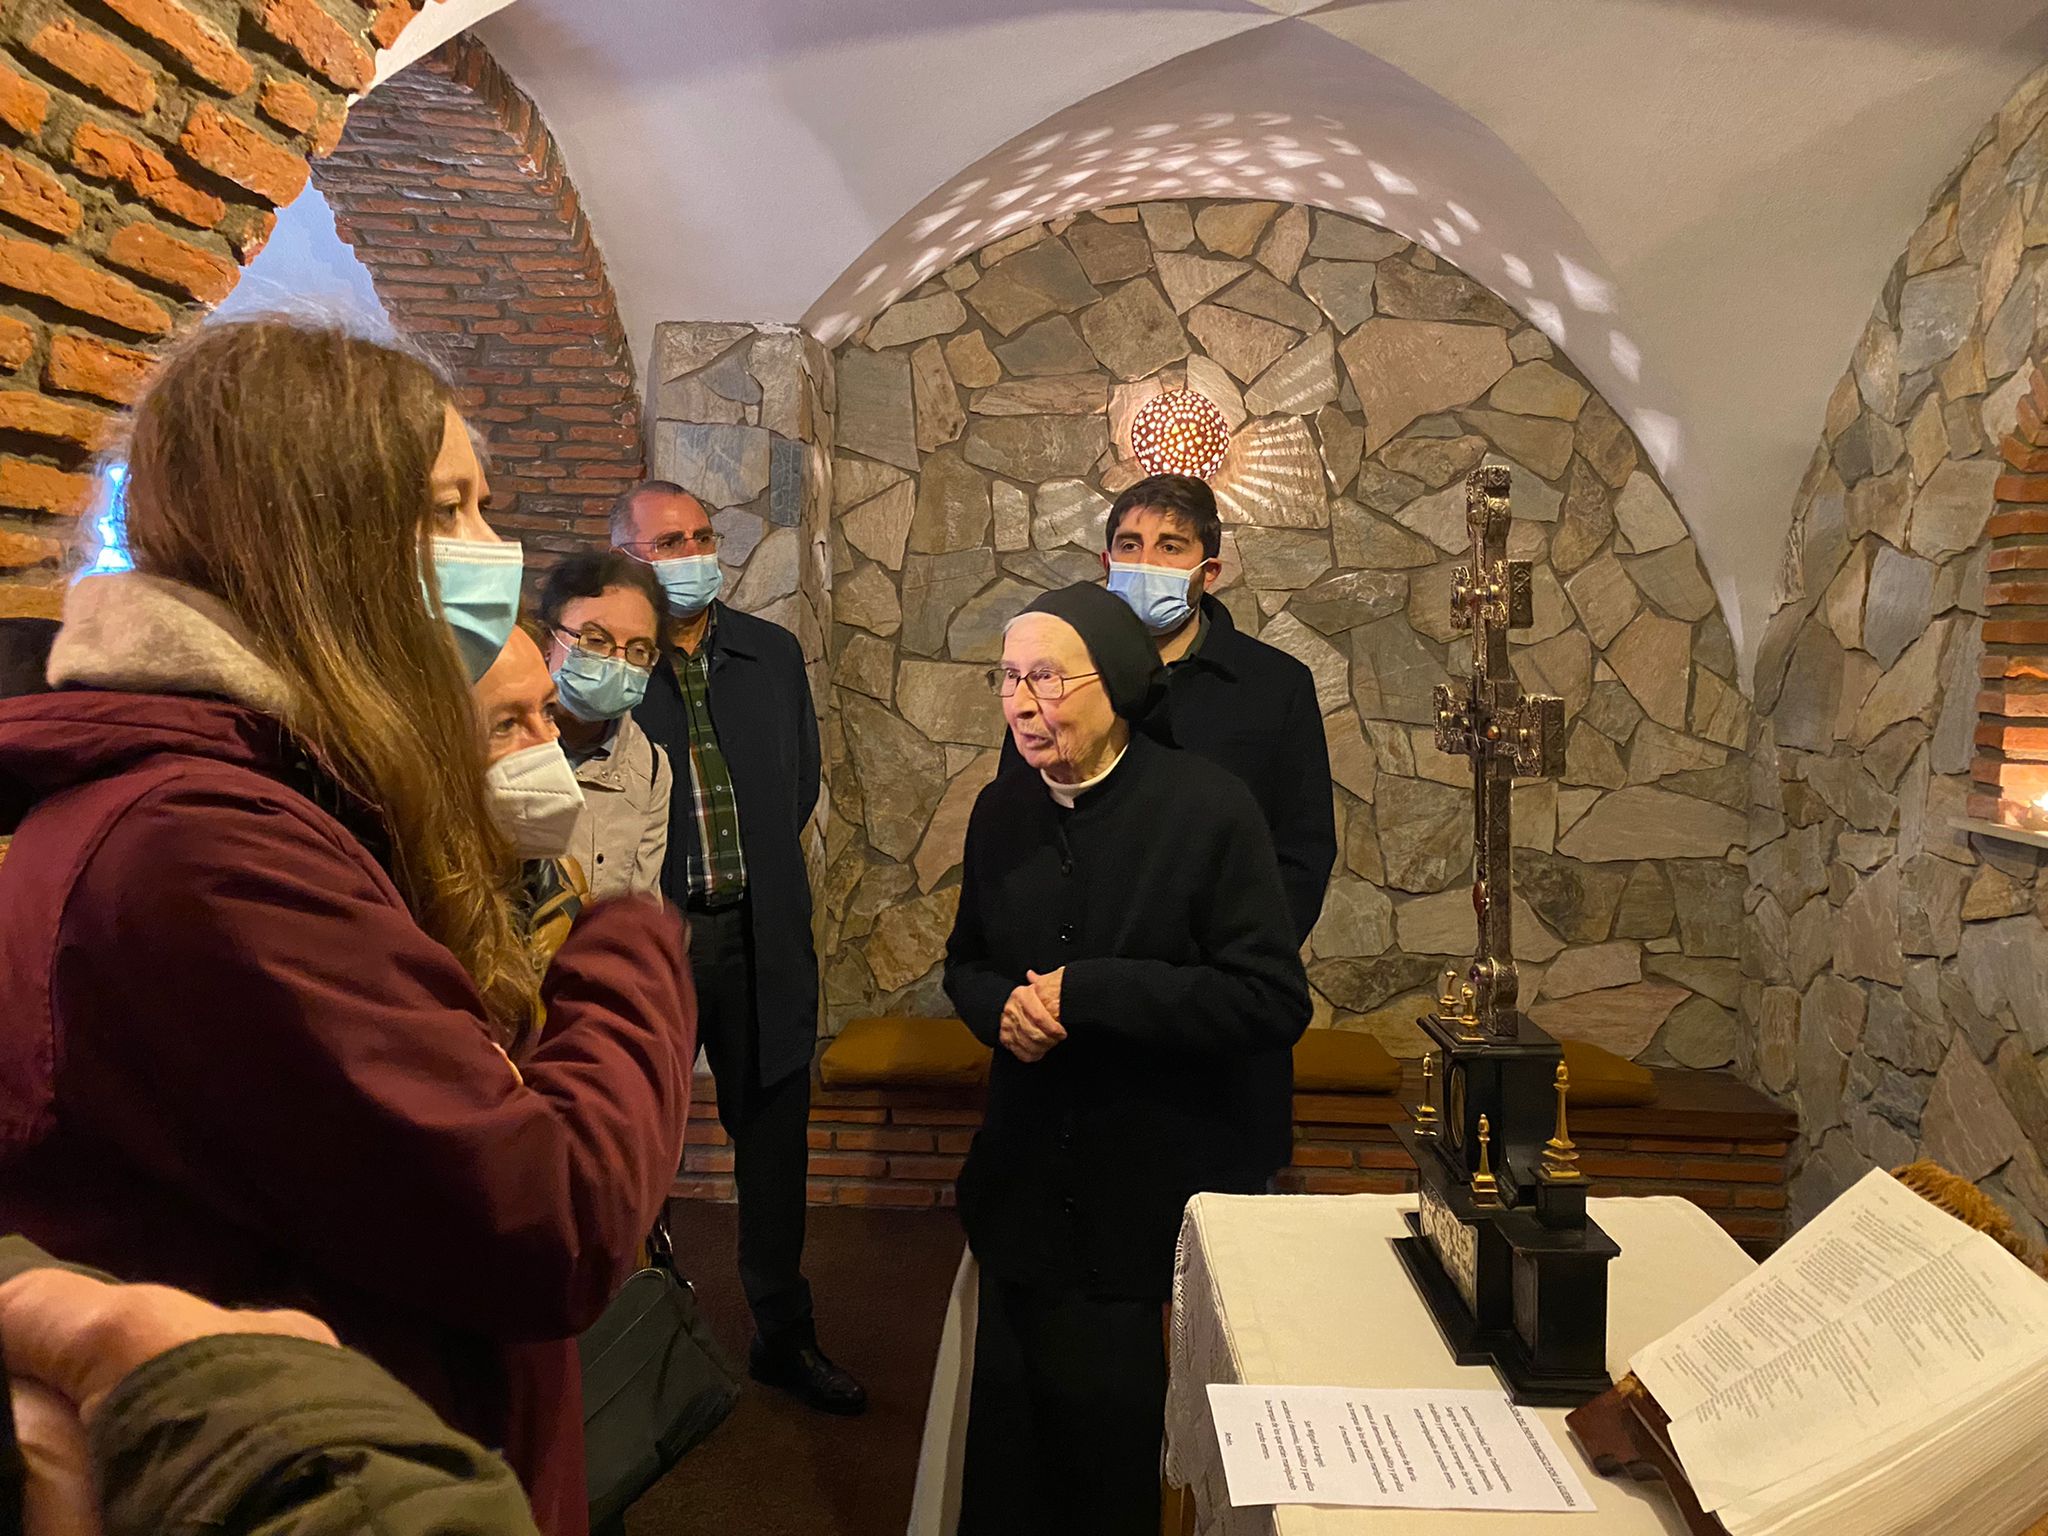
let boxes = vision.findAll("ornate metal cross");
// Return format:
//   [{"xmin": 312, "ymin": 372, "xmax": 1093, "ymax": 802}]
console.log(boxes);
[{"xmin": 1433, "ymin": 466, "xmax": 1565, "ymax": 1039}]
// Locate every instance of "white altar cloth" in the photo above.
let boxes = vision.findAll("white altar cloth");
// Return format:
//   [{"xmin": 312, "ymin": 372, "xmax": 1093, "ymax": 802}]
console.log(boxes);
[{"xmin": 1164, "ymin": 1192, "xmax": 1756, "ymax": 1536}]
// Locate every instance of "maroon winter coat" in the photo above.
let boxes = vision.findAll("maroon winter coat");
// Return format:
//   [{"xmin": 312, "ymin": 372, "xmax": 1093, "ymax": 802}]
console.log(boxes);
[{"xmin": 0, "ymin": 687, "xmax": 697, "ymax": 1536}]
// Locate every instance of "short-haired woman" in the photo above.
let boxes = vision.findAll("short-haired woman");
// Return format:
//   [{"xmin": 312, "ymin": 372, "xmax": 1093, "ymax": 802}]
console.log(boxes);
[
  {"xmin": 536, "ymin": 551, "xmax": 672, "ymax": 903},
  {"xmin": 0, "ymin": 319, "xmax": 695, "ymax": 1536},
  {"xmin": 945, "ymin": 583, "xmax": 1311, "ymax": 1536}
]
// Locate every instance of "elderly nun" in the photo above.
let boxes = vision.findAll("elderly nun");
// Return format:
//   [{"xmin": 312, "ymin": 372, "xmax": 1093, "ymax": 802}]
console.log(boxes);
[{"xmin": 944, "ymin": 583, "xmax": 1311, "ymax": 1536}]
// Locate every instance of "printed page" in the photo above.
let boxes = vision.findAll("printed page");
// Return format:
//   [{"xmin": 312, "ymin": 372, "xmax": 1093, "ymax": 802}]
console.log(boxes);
[
  {"xmin": 1206, "ymin": 1384, "xmax": 1596, "ymax": 1513},
  {"xmin": 1715, "ymin": 1356, "xmax": 2048, "ymax": 1536},
  {"xmin": 1630, "ymin": 1171, "xmax": 2048, "ymax": 1515},
  {"xmin": 1632, "ymin": 1169, "xmax": 1969, "ymax": 1420}
]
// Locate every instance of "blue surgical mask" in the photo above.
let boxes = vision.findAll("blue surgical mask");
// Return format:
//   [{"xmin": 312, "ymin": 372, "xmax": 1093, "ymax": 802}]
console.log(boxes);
[
  {"xmin": 553, "ymin": 649, "xmax": 650, "ymax": 723},
  {"xmin": 428, "ymin": 538, "xmax": 524, "ymax": 682},
  {"xmin": 1106, "ymin": 560, "xmax": 1199, "ymax": 635},
  {"xmin": 651, "ymin": 554, "xmax": 723, "ymax": 616}
]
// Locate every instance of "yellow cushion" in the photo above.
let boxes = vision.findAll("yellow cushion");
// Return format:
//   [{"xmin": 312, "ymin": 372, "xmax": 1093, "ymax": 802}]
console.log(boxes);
[
  {"xmin": 820, "ymin": 1016, "xmax": 991, "ymax": 1089},
  {"xmin": 1292, "ymin": 1028, "xmax": 1403, "ymax": 1094},
  {"xmin": 1561, "ymin": 1038, "xmax": 1657, "ymax": 1107}
]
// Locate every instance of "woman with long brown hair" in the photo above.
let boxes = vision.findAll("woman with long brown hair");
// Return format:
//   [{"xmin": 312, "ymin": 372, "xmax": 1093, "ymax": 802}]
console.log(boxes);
[{"xmin": 0, "ymin": 319, "xmax": 697, "ymax": 1536}]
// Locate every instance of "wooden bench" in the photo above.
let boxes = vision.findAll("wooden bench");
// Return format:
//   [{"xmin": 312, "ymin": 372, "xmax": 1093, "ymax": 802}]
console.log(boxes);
[{"xmin": 675, "ymin": 1042, "xmax": 1797, "ymax": 1256}]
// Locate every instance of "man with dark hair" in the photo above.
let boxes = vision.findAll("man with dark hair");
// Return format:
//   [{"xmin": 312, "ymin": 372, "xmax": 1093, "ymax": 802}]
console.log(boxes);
[
  {"xmin": 536, "ymin": 549, "xmax": 668, "ymax": 636},
  {"xmin": 1095, "ymin": 474, "xmax": 1334, "ymax": 946},
  {"xmin": 1099, "ymin": 473, "xmax": 1224, "ymax": 662},
  {"xmin": 612, "ymin": 479, "xmax": 865, "ymax": 1416},
  {"xmin": 1097, "ymin": 472, "xmax": 1337, "ymax": 1179}
]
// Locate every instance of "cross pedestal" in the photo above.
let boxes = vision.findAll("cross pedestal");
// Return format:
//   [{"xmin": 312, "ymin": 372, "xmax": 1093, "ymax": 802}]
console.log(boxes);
[{"xmin": 1389, "ymin": 465, "xmax": 1619, "ymax": 1406}]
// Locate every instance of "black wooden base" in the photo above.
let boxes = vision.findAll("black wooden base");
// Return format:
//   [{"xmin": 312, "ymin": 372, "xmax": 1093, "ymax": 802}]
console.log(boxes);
[
  {"xmin": 1391, "ymin": 1217, "xmax": 1496, "ymax": 1364},
  {"xmin": 1493, "ymin": 1328, "xmax": 1614, "ymax": 1408},
  {"xmin": 1393, "ymin": 1213, "xmax": 1614, "ymax": 1407}
]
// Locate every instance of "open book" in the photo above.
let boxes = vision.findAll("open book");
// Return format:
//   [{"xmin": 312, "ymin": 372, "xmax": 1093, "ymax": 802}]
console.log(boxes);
[{"xmin": 1627, "ymin": 1168, "xmax": 2048, "ymax": 1536}]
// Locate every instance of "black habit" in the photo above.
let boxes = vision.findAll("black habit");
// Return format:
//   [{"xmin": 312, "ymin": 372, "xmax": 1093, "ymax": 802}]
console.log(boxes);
[
  {"xmin": 995, "ymin": 592, "xmax": 1336, "ymax": 1177},
  {"xmin": 946, "ymin": 729, "xmax": 1312, "ymax": 1301},
  {"xmin": 946, "ymin": 730, "xmax": 1310, "ymax": 1535}
]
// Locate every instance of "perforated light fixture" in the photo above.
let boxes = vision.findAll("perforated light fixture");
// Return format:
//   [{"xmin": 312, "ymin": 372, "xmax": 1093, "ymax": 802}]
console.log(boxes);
[{"xmin": 1130, "ymin": 389, "xmax": 1231, "ymax": 480}]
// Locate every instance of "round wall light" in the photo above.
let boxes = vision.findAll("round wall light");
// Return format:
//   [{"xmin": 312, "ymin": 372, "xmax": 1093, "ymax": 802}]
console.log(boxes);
[{"xmin": 1130, "ymin": 388, "xmax": 1232, "ymax": 480}]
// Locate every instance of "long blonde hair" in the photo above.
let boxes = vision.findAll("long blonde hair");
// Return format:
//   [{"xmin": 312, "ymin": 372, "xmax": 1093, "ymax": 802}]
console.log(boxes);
[{"xmin": 120, "ymin": 319, "xmax": 539, "ymax": 1040}]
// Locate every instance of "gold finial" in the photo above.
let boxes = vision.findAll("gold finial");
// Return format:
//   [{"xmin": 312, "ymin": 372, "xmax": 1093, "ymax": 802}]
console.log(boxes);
[
  {"xmin": 1543, "ymin": 1061, "xmax": 1582, "ymax": 1181},
  {"xmin": 1437, "ymin": 967, "xmax": 1462, "ymax": 1017},
  {"xmin": 1472, "ymin": 1113, "xmax": 1501, "ymax": 1207},
  {"xmin": 1415, "ymin": 1052, "xmax": 1439, "ymax": 1135}
]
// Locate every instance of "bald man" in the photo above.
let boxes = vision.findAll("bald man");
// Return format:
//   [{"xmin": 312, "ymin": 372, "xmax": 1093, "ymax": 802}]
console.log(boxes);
[
  {"xmin": 472, "ymin": 626, "xmax": 587, "ymax": 969},
  {"xmin": 613, "ymin": 481, "xmax": 862, "ymax": 1415}
]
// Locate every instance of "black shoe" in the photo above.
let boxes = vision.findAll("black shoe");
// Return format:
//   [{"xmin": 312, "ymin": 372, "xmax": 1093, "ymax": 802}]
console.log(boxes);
[{"xmin": 748, "ymin": 1333, "xmax": 868, "ymax": 1416}]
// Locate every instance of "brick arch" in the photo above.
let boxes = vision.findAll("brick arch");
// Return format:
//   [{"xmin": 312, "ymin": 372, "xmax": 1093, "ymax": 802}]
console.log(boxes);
[
  {"xmin": 1970, "ymin": 365, "xmax": 2048, "ymax": 826},
  {"xmin": 313, "ymin": 35, "xmax": 641, "ymax": 569},
  {"xmin": 0, "ymin": 0, "xmax": 460, "ymax": 619}
]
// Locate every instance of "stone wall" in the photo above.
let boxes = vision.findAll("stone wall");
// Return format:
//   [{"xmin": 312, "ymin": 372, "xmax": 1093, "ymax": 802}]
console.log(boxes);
[
  {"xmin": 648, "ymin": 319, "xmax": 836, "ymax": 881},
  {"xmin": 820, "ymin": 198, "xmax": 1753, "ymax": 1065},
  {"xmin": 1747, "ymin": 62, "xmax": 2048, "ymax": 1239},
  {"xmin": 0, "ymin": 0, "xmax": 437, "ymax": 620},
  {"xmin": 648, "ymin": 320, "xmax": 832, "ymax": 659}
]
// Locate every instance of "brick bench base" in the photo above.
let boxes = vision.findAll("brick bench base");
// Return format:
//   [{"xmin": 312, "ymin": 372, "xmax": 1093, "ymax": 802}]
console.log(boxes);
[
  {"xmin": 676, "ymin": 1066, "xmax": 1797, "ymax": 1252},
  {"xmin": 1280, "ymin": 1068, "xmax": 1795, "ymax": 1253}
]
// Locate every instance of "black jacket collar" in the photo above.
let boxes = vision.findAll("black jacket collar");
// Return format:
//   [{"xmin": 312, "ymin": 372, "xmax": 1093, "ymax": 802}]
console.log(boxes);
[
  {"xmin": 660, "ymin": 602, "xmax": 764, "ymax": 678},
  {"xmin": 1174, "ymin": 594, "xmax": 1244, "ymax": 681},
  {"xmin": 704, "ymin": 602, "xmax": 767, "ymax": 663}
]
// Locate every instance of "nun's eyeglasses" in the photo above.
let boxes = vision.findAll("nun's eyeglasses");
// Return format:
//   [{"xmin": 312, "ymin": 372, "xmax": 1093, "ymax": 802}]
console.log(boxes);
[{"xmin": 985, "ymin": 666, "xmax": 1100, "ymax": 700}]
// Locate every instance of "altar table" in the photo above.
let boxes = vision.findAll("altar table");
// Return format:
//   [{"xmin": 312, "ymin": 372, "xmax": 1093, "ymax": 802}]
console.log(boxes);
[{"xmin": 1163, "ymin": 1192, "xmax": 1756, "ymax": 1536}]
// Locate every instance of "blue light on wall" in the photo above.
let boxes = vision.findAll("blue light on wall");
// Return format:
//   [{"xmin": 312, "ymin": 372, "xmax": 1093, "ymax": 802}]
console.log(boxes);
[{"xmin": 79, "ymin": 461, "xmax": 133, "ymax": 577}]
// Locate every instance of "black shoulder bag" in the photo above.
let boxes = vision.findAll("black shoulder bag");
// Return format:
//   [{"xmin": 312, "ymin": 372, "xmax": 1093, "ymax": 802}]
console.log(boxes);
[{"xmin": 579, "ymin": 1213, "xmax": 740, "ymax": 1527}]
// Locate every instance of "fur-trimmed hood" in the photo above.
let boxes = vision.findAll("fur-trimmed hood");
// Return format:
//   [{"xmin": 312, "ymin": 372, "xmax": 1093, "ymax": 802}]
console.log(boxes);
[
  {"xmin": 0, "ymin": 574, "xmax": 300, "ymax": 836},
  {"xmin": 46, "ymin": 572, "xmax": 293, "ymax": 720}
]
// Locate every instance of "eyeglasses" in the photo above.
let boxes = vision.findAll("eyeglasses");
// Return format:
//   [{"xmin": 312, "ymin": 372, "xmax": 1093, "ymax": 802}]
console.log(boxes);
[
  {"xmin": 619, "ymin": 529, "xmax": 720, "ymax": 562},
  {"xmin": 985, "ymin": 666, "xmax": 1100, "ymax": 700},
  {"xmin": 554, "ymin": 624, "xmax": 659, "ymax": 670}
]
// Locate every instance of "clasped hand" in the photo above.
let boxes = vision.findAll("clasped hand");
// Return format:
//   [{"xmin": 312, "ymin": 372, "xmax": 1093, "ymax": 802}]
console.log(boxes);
[{"xmin": 1000, "ymin": 967, "xmax": 1065, "ymax": 1062}]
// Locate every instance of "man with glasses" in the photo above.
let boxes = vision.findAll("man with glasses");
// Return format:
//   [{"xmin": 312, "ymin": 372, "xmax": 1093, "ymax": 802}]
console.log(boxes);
[
  {"xmin": 535, "ymin": 551, "xmax": 672, "ymax": 903},
  {"xmin": 612, "ymin": 480, "xmax": 865, "ymax": 1416}
]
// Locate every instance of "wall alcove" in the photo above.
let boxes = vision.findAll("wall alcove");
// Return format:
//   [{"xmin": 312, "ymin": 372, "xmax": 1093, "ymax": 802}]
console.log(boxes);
[{"xmin": 813, "ymin": 197, "xmax": 1751, "ymax": 1084}]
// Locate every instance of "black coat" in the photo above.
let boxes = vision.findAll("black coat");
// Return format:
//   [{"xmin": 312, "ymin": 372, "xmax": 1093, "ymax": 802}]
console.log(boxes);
[
  {"xmin": 996, "ymin": 594, "xmax": 1336, "ymax": 1174},
  {"xmin": 945, "ymin": 733, "xmax": 1311, "ymax": 1301},
  {"xmin": 634, "ymin": 602, "xmax": 820, "ymax": 1086}
]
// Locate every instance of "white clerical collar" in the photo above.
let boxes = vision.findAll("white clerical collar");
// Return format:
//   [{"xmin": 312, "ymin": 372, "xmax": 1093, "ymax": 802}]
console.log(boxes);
[{"xmin": 1043, "ymin": 743, "xmax": 1129, "ymax": 809}]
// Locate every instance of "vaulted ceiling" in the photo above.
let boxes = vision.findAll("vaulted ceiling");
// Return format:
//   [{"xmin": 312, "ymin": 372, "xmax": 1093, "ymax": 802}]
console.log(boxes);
[{"xmin": 284, "ymin": 0, "xmax": 2048, "ymax": 669}]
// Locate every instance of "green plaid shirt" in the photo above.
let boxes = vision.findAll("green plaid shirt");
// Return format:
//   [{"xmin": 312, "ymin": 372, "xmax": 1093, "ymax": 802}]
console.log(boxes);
[{"xmin": 673, "ymin": 622, "xmax": 748, "ymax": 904}]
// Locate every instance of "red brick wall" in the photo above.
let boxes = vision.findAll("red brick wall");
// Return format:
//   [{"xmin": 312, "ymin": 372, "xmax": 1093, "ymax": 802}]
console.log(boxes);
[
  {"xmin": 1973, "ymin": 365, "xmax": 2048, "ymax": 823},
  {"xmin": 0, "ymin": 0, "xmax": 428, "ymax": 620},
  {"xmin": 1277, "ymin": 1111, "xmax": 1792, "ymax": 1250},
  {"xmin": 679, "ymin": 1072, "xmax": 1799, "ymax": 1250},
  {"xmin": 314, "ymin": 34, "xmax": 641, "ymax": 568}
]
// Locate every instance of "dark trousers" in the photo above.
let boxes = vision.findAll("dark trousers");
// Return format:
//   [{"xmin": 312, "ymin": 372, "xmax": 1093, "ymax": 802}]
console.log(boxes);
[
  {"xmin": 687, "ymin": 902, "xmax": 815, "ymax": 1343},
  {"xmin": 958, "ymin": 1276, "xmax": 1168, "ymax": 1536}
]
